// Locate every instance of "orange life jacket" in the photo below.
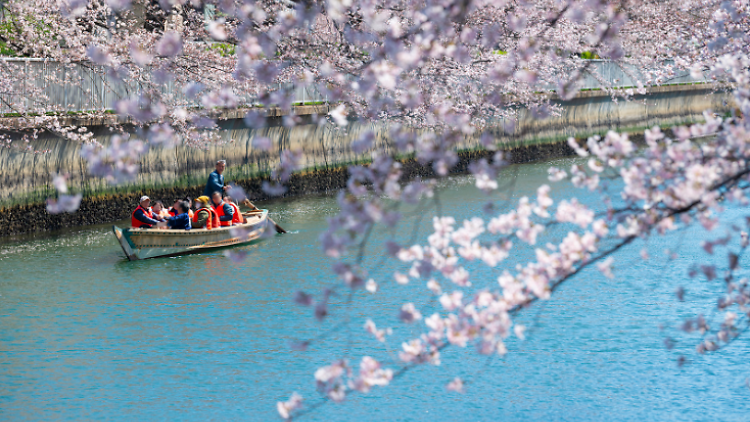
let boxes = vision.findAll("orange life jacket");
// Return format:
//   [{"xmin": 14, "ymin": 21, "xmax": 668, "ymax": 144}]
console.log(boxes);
[
  {"xmin": 228, "ymin": 202, "xmax": 243, "ymax": 224},
  {"xmin": 212, "ymin": 201, "xmax": 232, "ymax": 227},
  {"xmin": 210, "ymin": 208, "xmax": 219, "ymax": 228},
  {"xmin": 131, "ymin": 205, "xmax": 154, "ymax": 228},
  {"xmin": 192, "ymin": 207, "xmax": 217, "ymax": 230}
]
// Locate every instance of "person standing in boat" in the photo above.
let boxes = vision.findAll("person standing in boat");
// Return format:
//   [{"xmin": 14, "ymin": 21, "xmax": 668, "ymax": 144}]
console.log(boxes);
[
  {"xmin": 204, "ymin": 160, "xmax": 230, "ymax": 197},
  {"xmin": 192, "ymin": 196, "xmax": 219, "ymax": 229},
  {"xmin": 211, "ymin": 191, "xmax": 234, "ymax": 227},
  {"xmin": 166, "ymin": 200, "xmax": 192, "ymax": 230},
  {"xmin": 131, "ymin": 196, "xmax": 164, "ymax": 229}
]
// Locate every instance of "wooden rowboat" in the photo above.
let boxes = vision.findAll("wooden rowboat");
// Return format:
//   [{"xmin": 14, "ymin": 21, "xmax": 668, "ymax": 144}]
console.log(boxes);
[{"xmin": 113, "ymin": 209, "xmax": 270, "ymax": 260}]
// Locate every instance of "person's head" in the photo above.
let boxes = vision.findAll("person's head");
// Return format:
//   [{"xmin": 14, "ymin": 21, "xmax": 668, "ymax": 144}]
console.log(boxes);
[
  {"xmin": 196, "ymin": 196, "xmax": 210, "ymax": 208},
  {"xmin": 178, "ymin": 200, "xmax": 190, "ymax": 214},
  {"xmin": 216, "ymin": 160, "xmax": 226, "ymax": 174},
  {"xmin": 183, "ymin": 196, "xmax": 192, "ymax": 207},
  {"xmin": 223, "ymin": 194, "xmax": 232, "ymax": 204},
  {"xmin": 139, "ymin": 196, "xmax": 151, "ymax": 209},
  {"xmin": 152, "ymin": 201, "xmax": 165, "ymax": 213},
  {"xmin": 212, "ymin": 191, "xmax": 222, "ymax": 205}
]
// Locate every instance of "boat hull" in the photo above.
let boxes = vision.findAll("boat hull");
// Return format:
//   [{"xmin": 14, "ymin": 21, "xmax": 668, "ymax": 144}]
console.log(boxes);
[{"xmin": 112, "ymin": 209, "xmax": 271, "ymax": 260}]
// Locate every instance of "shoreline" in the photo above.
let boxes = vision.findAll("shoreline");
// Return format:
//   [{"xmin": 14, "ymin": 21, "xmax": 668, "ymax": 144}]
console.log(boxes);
[{"xmin": 0, "ymin": 139, "xmax": 578, "ymax": 238}]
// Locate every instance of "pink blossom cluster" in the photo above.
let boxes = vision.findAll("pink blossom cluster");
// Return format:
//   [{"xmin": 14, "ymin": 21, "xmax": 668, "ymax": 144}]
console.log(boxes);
[
  {"xmin": 262, "ymin": 149, "xmax": 303, "ymax": 196},
  {"xmin": 45, "ymin": 174, "xmax": 83, "ymax": 214},
  {"xmin": 385, "ymin": 189, "xmax": 608, "ymax": 358},
  {"xmin": 80, "ymin": 135, "xmax": 146, "ymax": 184},
  {"xmin": 311, "ymin": 356, "xmax": 393, "ymax": 404}
]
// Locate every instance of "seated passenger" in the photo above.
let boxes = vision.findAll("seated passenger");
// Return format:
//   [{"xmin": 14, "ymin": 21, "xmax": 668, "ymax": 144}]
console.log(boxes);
[
  {"xmin": 152, "ymin": 201, "xmax": 170, "ymax": 219},
  {"xmin": 131, "ymin": 196, "xmax": 162, "ymax": 229},
  {"xmin": 184, "ymin": 196, "xmax": 194, "ymax": 219},
  {"xmin": 166, "ymin": 200, "xmax": 192, "ymax": 230},
  {"xmin": 192, "ymin": 196, "xmax": 219, "ymax": 229},
  {"xmin": 169, "ymin": 197, "xmax": 194, "ymax": 219},
  {"xmin": 168, "ymin": 199, "xmax": 180, "ymax": 217},
  {"xmin": 223, "ymin": 194, "xmax": 244, "ymax": 225},
  {"xmin": 211, "ymin": 191, "xmax": 234, "ymax": 227}
]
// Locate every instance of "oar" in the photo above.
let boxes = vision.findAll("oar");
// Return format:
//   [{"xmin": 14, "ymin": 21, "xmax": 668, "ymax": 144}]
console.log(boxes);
[{"xmin": 242, "ymin": 199, "xmax": 287, "ymax": 234}]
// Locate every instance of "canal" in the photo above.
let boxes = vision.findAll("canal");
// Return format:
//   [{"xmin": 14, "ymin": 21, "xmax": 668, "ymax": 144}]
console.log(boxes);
[{"xmin": 1, "ymin": 157, "xmax": 749, "ymax": 421}]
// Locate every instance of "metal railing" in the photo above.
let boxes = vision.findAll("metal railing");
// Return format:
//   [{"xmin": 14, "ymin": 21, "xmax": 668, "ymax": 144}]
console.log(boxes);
[
  {"xmin": 0, "ymin": 58, "xmax": 709, "ymax": 115},
  {"xmin": 0, "ymin": 58, "xmax": 327, "ymax": 114},
  {"xmin": 562, "ymin": 59, "xmax": 711, "ymax": 90}
]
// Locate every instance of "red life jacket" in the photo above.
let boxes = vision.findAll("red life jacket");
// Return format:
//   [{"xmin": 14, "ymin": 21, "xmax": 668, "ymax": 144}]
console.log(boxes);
[
  {"xmin": 212, "ymin": 201, "xmax": 232, "ymax": 227},
  {"xmin": 131, "ymin": 205, "xmax": 154, "ymax": 228},
  {"xmin": 210, "ymin": 208, "xmax": 219, "ymax": 228},
  {"xmin": 228, "ymin": 202, "xmax": 243, "ymax": 224},
  {"xmin": 192, "ymin": 207, "xmax": 217, "ymax": 230}
]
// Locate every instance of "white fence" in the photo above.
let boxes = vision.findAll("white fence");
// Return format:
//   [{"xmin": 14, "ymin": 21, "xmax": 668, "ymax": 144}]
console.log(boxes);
[
  {"xmin": 570, "ymin": 59, "xmax": 709, "ymax": 90},
  {"xmin": 0, "ymin": 58, "xmax": 708, "ymax": 115},
  {"xmin": 0, "ymin": 58, "xmax": 326, "ymax": 114}
]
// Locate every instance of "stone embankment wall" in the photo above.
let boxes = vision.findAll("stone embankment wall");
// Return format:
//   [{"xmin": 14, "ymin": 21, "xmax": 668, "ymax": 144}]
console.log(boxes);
[
  {"xmin": 0, "ymin": 83, "xmax": 735, "ymax": 237},
  {"xmin": 0, "ymin": 145, "xmax": 574, "ymax": 237}
]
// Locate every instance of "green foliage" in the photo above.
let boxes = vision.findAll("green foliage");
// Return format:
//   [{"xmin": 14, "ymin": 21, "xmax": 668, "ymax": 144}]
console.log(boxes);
[
  {"xmin": 0, "ymin": 13, "xmax": 19, "ymax": 56},
  {"xmin": 579, "ymin": 51, "xmax": 600, "ymax": 59},
  {"xmin": 0, "ymin": 9, "xmax": 60, "ymax": 55},
  {"xmin": 208, "ymin": 43, "xmax": 236, "ymax": 57},
  {"xmin": 0, "ymin": 40, "xmax": 16, "ymax": 56},
  {"xmin": 492, "ymin": 50, "xmax": 507, "ymax": 55}
]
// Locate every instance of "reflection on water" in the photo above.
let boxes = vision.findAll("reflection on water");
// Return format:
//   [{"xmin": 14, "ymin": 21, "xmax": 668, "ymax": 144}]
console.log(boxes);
[{"xmin": 1, "ymin": 157, "xmax": 750, "ymax": 421}]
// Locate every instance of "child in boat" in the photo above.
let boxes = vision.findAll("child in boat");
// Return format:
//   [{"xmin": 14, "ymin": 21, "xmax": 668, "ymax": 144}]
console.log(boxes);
[
  {"xmin": 151, "ymin": 201, "xmax": 170, "ymax": 219},
  {"xmin": 166, "ymin": 200, "xmax": 192, "ymax": 230}
]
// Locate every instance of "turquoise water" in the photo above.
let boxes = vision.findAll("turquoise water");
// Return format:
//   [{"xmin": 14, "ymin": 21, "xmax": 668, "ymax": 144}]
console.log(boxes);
[{"xmin": 2, "ymin": 158, "xmax": 749, "ymax": 421}]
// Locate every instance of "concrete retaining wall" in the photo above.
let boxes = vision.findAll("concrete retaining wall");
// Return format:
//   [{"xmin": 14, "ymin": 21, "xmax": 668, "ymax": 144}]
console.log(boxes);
[
  {"xmin": 0, "ymin": 145, "xmax": 576, "ymax": 238},
  {"xmin": 0, "ymin": 83, "xmax": 735, "ymax": 237}
]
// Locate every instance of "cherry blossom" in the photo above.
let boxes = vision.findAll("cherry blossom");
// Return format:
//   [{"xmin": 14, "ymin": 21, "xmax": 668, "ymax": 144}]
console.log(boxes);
[
  {"xmin": 252, "ymin": 136, "xmax": 273, "ymax": 152},
  {"xmin": 276, "ymin": 393, "xmax": 303, "ymax": 420},
  {"xmin": 81, "ymin": 135, "xmax": 146, "ymax": 184},
  {"xmin": 446, "ymin": 377, "xmax": 465, "ymax": 393},
  {"xmin": 364, "ymin": 319, "xmax": 391, "ymax": 342},
  {"xmin": 398, "ymin": 303, "xmax": 422, "ymax": 323},
  {"xmin": 8, "ymin": 0, "xmax": 750, "ymax": 417},
  {"xmin": 155, "ymin": 32, "xmax": 183, "ymax": 57},
  {"xmin": 328, "ymin": 105, "xmax": 348, "ymax": 127},
  {"xmin": 350, "ymin": 357, "xmax": 393, "ymax": 393},
  {"xmin": 46, "ymin": 193, "xmax": 83, "ymax": 214},
  {"xmin": 365, "ymin": 279, "xmax": 378, "ymax": 293}
]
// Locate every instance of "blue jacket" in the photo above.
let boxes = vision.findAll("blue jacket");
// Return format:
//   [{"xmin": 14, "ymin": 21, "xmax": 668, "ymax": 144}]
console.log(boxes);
[
  {"xmin": 204, "ymin": 170, "xmax": 224, "ymax": 197},
  {"xmin": 167, "ymin": 213, "xmax": 191, "ymax": 230},
  {"xmin": 134, "ymin": 208, "xmax": 162, "ymax": 227}
]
